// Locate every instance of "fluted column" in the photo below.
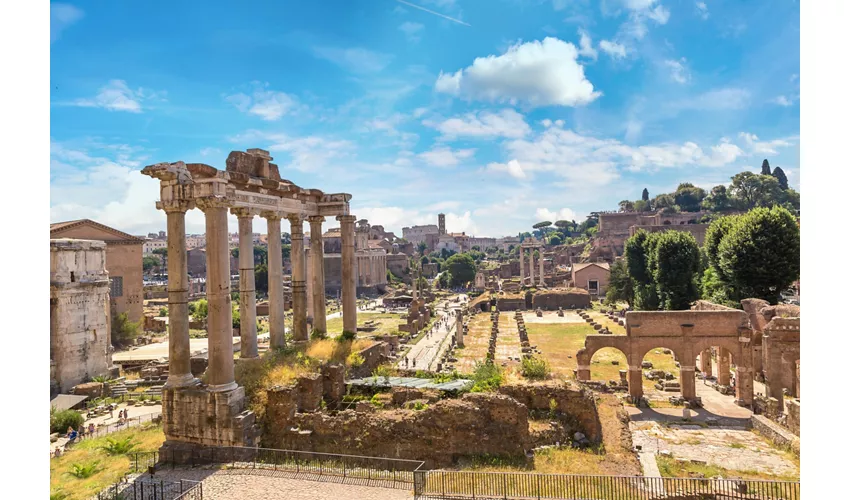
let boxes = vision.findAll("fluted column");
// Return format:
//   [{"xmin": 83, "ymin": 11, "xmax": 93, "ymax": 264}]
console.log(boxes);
[
  {"xmin": 197, "ymin": 198, "xmax": 237, "ymax": 393},
  {"xmin": 232, "ymin": 208, "xmax": 258, "ymax": 359},
  {"xmin": 519, "ymin": 246, "xmax": 525, "ymax": 283},
  {"xmin": 289, "ymin": 215, "xmax": 308, "ymax": 341},
  {"xmin": 264, "ymin": 212, "xmax": 285, "ymax": 349},
  {"xmin": 309, "ymin": 216, "xmax": 327, "ymax": 334},
  {"xmin": 338, "ymin": 215, "xmax": 358, "ymax": 334},
  {"xmin": 163, "ymin": 201, "xmax": 197, "ymax": 388},
  {"xmin": 538, "ymin": 246, "xmax": 545, "ymax": 286}
]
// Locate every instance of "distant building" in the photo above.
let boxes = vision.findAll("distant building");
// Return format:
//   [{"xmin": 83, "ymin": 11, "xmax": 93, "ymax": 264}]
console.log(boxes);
[
  {"xmin": 143, "ymin": 239, "xmax": 167, "ymax": 255},
  {"xmin": 571, "ymin": 262, "xmax": 610, "ymax": 297},
  {"xmin": 50, "ymin": 219, "xmax": 144, "ymax": 324}
]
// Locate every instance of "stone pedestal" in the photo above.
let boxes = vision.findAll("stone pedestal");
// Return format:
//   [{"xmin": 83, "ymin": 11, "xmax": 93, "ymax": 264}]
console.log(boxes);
[
  {"xmin": 198, "ymin": 200, "xmax": 237, "ymax": 393},
  {"xmin": 577, "ymin": 364, "xmax": 590, "ymax": 381},
  {"xmin": 700, "ymin": 348, "xmax": 712, "ymax": 377},
  {"xmin": 680, "ymin": 366, "xmax": 696, "ymax": 401},
  {"xmin": 289, "ymin": 216, "xmax": 308, "ymax": 341},
  {"xmin": 735, "ymin": 366, "xmax": 754, "ymax": 407},
  {"xmin": 265, "ymin": 213, "xmax": 286, "ymax": 348},
  {"xmin": 628, "ymin": 366, "xmax": 643, "ymax": 400},
  {"xmin": 164, "ymin": 204, "xmax": 197, "ymax": 388},
  {"xmin": 234, "ymin": 209, "xmax": 258, "ymax": 359},
  {"xmin": 456, "ymin": 308, "xmax": 464, "ymax": 348},
  {"xmin": 338, "ymin": 215, "xmax": 357, "ymax": 334}
]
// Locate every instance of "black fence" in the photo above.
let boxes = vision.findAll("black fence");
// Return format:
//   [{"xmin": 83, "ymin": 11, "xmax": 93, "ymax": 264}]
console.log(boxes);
[
  {"xmin": 415, "ymin": 470, "xmax": 801, "ymax": 500},
  {"xmin": 156, "ymin": 447, "xmax": 425, "ymax": 489},
  {"xmin": 60, "ymin": 413, "xmax": 162, "ymax": 447},
  {"xmin": 95, "ymin": 479, "xmax": 201, "ymax": 500}
]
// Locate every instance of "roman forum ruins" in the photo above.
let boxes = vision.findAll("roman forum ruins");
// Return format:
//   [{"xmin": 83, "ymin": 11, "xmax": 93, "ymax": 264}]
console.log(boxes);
[{"xmin": 140, "ymin": 148, "xmax": 358, "ymax": 455}]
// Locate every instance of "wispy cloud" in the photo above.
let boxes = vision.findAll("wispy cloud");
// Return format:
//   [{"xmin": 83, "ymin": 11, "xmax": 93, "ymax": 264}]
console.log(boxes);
[
  {"xmin": 399, "ymin": 21, "xmax": 424, "ymax": 42},
  {"xmin": 395, "ymin": 0, "xmax": 471, "ymax": 27},
  {"xmin": 51, "ymin": 3, "xmax": 84, "ymax": 43},
  {"xmin": 72, "ymin": 80, "xmax": 165, "ymax": 113},
  {"xmin": 312, "ymin": 46, "xmax": 393, "ymax": 73},
  {"xmin": 224, "ymin": 82, "xmax": 300, "ymax": 121},
  {"xmin": 664, "ymin": 58, "xmax": 690, "ymax": 84}
]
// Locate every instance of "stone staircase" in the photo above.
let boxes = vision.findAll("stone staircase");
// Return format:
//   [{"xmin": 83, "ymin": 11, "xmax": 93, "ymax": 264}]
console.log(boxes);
[{"xmin": 110, "ymin": 383, "xmax": 129, "ymax": 397}]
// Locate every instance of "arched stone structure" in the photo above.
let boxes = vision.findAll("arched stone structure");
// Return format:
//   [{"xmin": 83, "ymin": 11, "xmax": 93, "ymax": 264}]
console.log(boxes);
[{"xmin": 577, "ymin": 310, "xmax": 754, "ymax": 406}]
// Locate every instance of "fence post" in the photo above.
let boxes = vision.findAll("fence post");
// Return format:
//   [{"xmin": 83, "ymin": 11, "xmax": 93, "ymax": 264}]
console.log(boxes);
[
  {"xmin": 343, "ymin": 461, "xmax": 346, "ymax": 478},
  {"xmin": 503, "ymin": 474, "xmax": 508, "ymax": 500}
]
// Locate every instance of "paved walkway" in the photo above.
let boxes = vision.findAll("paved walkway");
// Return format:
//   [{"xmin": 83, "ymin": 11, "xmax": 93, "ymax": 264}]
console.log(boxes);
[
  {"xmin": 397, "ymin": 294, "xmax": 466, "ymax": 372},
  {"xmin": 151, "ymin": 468, "xmax": 413, "ymax": 500}
]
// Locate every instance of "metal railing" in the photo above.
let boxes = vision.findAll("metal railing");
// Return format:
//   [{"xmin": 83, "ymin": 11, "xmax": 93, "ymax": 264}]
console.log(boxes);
[
  {"xmin": 415, "ymin": 470, "xmax": 800, "ymax": 500},
  {"xmin": 156, "ymin": 447, "xmax": 425, "ymax": 489},
  {"xmin": 67, "ymin": 412, "xmax": 162, "ymax": 443},
  {"xmin": 95, "ymin": 479, "xmax": 202, "ymax": 500}
]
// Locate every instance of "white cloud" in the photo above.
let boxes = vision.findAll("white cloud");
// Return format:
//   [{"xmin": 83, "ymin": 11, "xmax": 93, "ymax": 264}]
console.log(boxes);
[
  {"xmin": 599, "ymin": 40, "xmax": 627, "ymax": 58},
  {"xmin": 313, "ymin": 46, "xmax": 393, "ymax": 73},
  {"xmin": 351, "ymin": 206, "xmax": 480, "ymax": 237},
  {"xmin": 229, "ymin": 130, "xmax": 355, "ymax": 173},
  {"xmin": 577, "ymin": 29, "xmax": 597, "ymax": 60},
  {"xmin": 225, "ymin": 83, "xmax": 299, "ymax": 121},
  {"xmin": 674, "ymin": 87, "xmax": 751, "ymax": 111},
  {"xmin": 434, "ymin": 37, "xmax": 601, "ymax": 108},
  {"xmin": 647, "ymin": 5, "xmax": 670, "ymax": 24},
  {"xmin": 695, "ymin": 2, "xmax": 709, "ymax": 20},
  {"xmin": 199, "ymin": 147, "xmax": 221, "ymax": 157},
  {"xmin": 424, "ymin": 109, "xmax": 531, "ymax": 140},
  {"xmin": 73, "ymin": 80, "xmax": 163, "ymax": 113},
  {"xmin": 738, "ymin": 132, "xmax": 797, "ymax": 156},
  {"xmin": 51, "ymin": 3, "xmax": 84, "ymax": 43},
  {"xmin": 773, "ymin": 95, "xmax": 794, "ymax": 107},
  {"xmin": 399, "ymin": 21, "xmax": 424, "ymax": 42},
  {"xmin": 486, "ymin": 159, "xmax": 527, "ymax": 179},
  {"xmin": 664, "ymin": 58, "xmax": 690, "ymax": 84},
  {"xmin": 535, "ymin": 207, "xmax": 577, "ymax": 223},
  {"xmin": 418, "ymin": 146, "xmax": 476, "ymax": 167}
]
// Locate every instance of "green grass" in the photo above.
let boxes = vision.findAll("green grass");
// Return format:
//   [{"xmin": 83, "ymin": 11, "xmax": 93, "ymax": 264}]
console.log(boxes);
[
  {"xmin": 50, "ymin": 424, "xmax": 164, "ymax": 500},
  {"xmin": 325, "ymin": 312, "xmax": 405, "ymax": 337},
  {"xmin": 656, "ymin": 455, "xmax": 799, "ymax": 482}
]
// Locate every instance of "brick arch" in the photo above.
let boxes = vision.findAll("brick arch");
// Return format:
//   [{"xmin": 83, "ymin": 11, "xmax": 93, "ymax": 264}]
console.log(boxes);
[{"xmin": 577, "ymin": 335, "xmax": 633, "ymax": 368}]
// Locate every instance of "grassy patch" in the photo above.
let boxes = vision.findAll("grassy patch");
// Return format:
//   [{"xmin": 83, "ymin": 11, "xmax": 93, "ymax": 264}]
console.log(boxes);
[
  {"xmin": 50, "ymin": 424, "xmax": 164, "ymax": 500},
  {"xmin": 656, "ymin": 455, "xmax": 799, "ymax": 482},
  {"xmin": 325, "ymin": 312, "xmax": 406, "ymax": 337}
]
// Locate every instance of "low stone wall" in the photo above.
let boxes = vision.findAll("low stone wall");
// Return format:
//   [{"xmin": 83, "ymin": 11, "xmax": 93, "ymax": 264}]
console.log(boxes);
[
  {"xmin": 495, "ymin": 298, "xmax": 526, "ymax": 311},
  {"xmin": 786, "ymin": 399, "xmax": 800, "ymax": 436},
  {"xmin": 497, "ymin": 382, "xmax": 602, "ymax": 443},
  {"xmin": 264, "ymin": 392, "xmax": 531, "ymax": 467},
  {"xmin": 348, "ymin": 341, "xmax": 389, "ymax": 379},
  {"xmin": 531, "ymin": 289, "xmax": 591, "ymax": 310},
  {"xmin": 752, "ymin": 415, "xmax": 800, "ymax": 456}
]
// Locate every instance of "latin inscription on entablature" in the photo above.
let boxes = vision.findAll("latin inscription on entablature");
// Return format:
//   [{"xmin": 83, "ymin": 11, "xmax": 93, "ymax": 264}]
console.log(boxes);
[{"xmin": 232, "ymin": 192, "xmax": 280, "ymax": 208}]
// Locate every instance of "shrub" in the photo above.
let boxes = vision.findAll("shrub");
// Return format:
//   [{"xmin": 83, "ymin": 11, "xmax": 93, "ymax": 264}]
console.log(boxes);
[
  {"xmin": 159, "ymin": 307, "xmax": 168, "ymax": 317},
  {"xmin": 310, "ymin": 329, "xmax": 328, "ymax": 341},
  {"xmin": 51, "ymin": 408, "xmax": 84, "ymax": 434},
  {"xmin": 369, "ymin": 393, "xmax": 385, "ymax": 409},
  {"xmin": 372, "ymin": 365, "xmax": 393, "ymax": 379},
  {"xmin": 346, "ymin": 352, "xmax": 364, "ymax": 367},
  {"xmin": 337, "ymin": 330, "xmax": 357, "ymax": 342},
  {"xmin": 101, "ymin": 436, "xmax": 137, "ymax": 455},
  {"xmin": 470, "ymin": 361, "xmax": 503, "ymax": 392},
  {"xmin": 111, "ymin": 312, "xmax": 141, "ymax": 348},
  {"xmin": 413, "ymin": 401, "xmax": 428, "ymax": 411},
  {"xmin": 521, "ymin": 356, "xmax": 551, "ymax": 380},
  {"xmin": 66, "ymin": 461, "xmax": 101, "ymax": 479}
]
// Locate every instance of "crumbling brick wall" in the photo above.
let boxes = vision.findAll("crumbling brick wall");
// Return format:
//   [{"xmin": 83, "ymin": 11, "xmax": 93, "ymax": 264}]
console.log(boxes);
[
  {"xmin": 531, "ymin": 289, "xmax": 592, "ymax": 310},
  {"xmin": 497, "ymin": 382, "xmax": 602, "ymax": 443}
]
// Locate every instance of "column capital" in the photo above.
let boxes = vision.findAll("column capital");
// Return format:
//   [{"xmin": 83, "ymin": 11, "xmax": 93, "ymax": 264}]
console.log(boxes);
[
  {"xmin": 260, "ymin": 210, "xmax": 284, "ymax": 220},
  {"xmin": 288, "ymin": 215, "xmax": 305, "ymax": 235},
  {"xmin": 230, "ymin": 207, "xmax": 260, "ymax": 219},
  {"xmin": 307, "ymin": 215, "xmax": 326, "ymax": 224},
  {"xmin": 286, "ymin": 213, "xmax": 305, "ymax": 225},
  {"xmin": 195, "ymin": 196, "xmax": 230, "ymax": 212},
  {"xmin": 158, "ymin": 199, "xmax": 195, "ymax": 213},
  {"xmin": 336, "ymin": 214, "xmax": 357, "ymax": 224}
]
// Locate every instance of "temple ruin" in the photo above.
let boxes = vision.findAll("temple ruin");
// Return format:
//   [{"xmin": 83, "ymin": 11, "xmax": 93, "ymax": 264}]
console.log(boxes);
[{"xmin": 140, "ymin": 148, "xmax": 358, "ymax": 457}]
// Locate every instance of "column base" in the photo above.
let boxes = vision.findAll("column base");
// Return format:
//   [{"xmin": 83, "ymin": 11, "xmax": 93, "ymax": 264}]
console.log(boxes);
[
  {"xmin": 161, "ymin": 385, "xmax": 258, "ymax": 452},
  {"xmin": 207, "ymin": 381, "xmax": 239, "ymax": 393},
  {"xmin": 164, "ymin": 373, "xmax": 200, "ymax": 389}
]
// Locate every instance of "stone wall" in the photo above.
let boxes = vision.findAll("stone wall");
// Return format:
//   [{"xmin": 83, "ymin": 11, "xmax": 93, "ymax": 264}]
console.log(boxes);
[
  {"xmin": 386, "ymin": 253, "xmax": 410, "ymax": 278},
  {"xmin": 495, "ymin": 297, "xmax": 526, "ymax": 311},
  {"xmin": 497, "ymin": 382, "xmax": 602, "ymax": 443},
  {"xmin": 532, "ymin": 289, "xmax": 591, "ymax": 310},
  {"xmin": 752, "ymin": 415, "xmax": 800, "ymax": 456},
  {"xmin": 264, "ymin": 392, "xmax": 531, "ymax": 467},
  {"xmin": 348, "ymin": 341, "xmax": 390, "ymax": 379}
]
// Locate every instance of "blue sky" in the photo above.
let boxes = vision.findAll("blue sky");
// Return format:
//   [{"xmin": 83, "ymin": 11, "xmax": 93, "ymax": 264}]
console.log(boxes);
[{"xmin": 50, "ymin": 0, "xmax": 800, "ymax": 238}]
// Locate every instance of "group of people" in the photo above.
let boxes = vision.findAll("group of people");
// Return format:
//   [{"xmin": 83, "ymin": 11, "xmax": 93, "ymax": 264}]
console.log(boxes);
[{"xmin": 51, "ymin": 408, "xmax": 134, "ymax": 459}]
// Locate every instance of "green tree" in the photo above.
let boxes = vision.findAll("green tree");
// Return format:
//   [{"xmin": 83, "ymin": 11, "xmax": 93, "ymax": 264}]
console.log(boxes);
[
  {"xmin": 280, "ymin": 244, "xmax": 290, "ymax": 262},
  {"xmin": 701, "ymin": 185, "xmax": 732, "ymax": 212},
  {"xmin": 653, "ymin": 193, "xmax": 680, "ymax": 214},
  {"xmin": 142, "ymin": 256, "xmax": 160, "ymax": 272},
  {"xmin": 549, "ymin": 234, "xmax": 563, "ymax": 246},
  {"xmin": 760, "ymin": 159, "xmax": 771, "ymax": 175},
  {"xmin": 417, "ymin": 241, "xmax": 428, "ymax": 255},
  {"xmin": 729, "ymin": 172, "xmax": 782, "ymax": 210},
  {"xmin": 192, "ymin": 299, "xmax": 209, "ymax": 320},
  {"xmin": 111, "ymin": 312, "xmax": 141, "ymax": 348},
  {"xmin": 717, "ymin": 206, "xmax": 800, "ymax": 304},
  {"xmin": 772, "ymin": 166, "xmax": 789, "ymax": 190},
  {"xmin": 445, "ymin": 253, "xmax": 476, "ymax": 287},
  {"xmin": 254, "ymin": 263, "xmax": 269, "ymax": 295},
  {"xmin": 642, "ymin": 188, "xmax": 649, "ymax": 201},
  {"xmin": 674, "ymin": 183, "xmax": 707, "ymax": 212},
  {"xmin": 782, "ymin": 188, "xmax": 800, "ymax": 211},
  {"xmin": 633, "ymin": 199, "xmax": 652, "ymax": 212},
  {"xmin": 701, "ymin": 214, "xmax": 741, "ymax": 304},
  {"xmin": 438, "ymin": 270, "xmax": 451, "ymax": 288},
  {"xmin": 554, "ymin": 220, "xmax": 573, "ymax": 232},
  {"xmin": 625, "ymin": 230, "xmax": 658, "ymax": 310},
  {"xmin": 152, "ymin": 248, "xmax": 168, "ymax": 257},
  {"xmin": 618, "ymin": 200, "xmax": 635, "ymax": 212},
  {"xmin": 653, "ymin": 231, "xmax": 701, "ymax": 310},
  {"xmin": 605, "ymin": 259, "xmax": 633, "ymax": 307}
]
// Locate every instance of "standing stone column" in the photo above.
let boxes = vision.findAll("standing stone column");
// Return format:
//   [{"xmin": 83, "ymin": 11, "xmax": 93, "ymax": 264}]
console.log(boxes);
[
  {"xmin": 628, "ymin": 366, "xmax": 644, "ymax": 401},
  {"xmin": 519, "ymin": 247, "xmax": 525, "ymax": 284},
  {"xmin": 337, "ymin": 215, "xmax": 358, "ymax": 334},
  {"xmin": 263, "ymin": 212, "xmax": 285, "ymax": 349},
  {"xmin": 700, "ymin": 348, "xmax": 713, "ymax": 377},
  {"xmin": 680, "ymin": 365, "xmax": 696, "ymax": 401},
  {"xmin": 529, "ymin": 249, "xmax": 535, "ymax": 285},
  {"xmin": 736, "ymin": 366, "xmax": 754, "ymax": 407},
  {"xmin": 308, "ymin": 216, "xmax": 327, "ymax": 334},
  {"xmin": 197, "ymin": 199, "xmax": 237, "ymax": 393},
  {"xmin": 538, "ymin": 246, "xmax": 545, "ymax": 286},
  {"xmin": 163, "ymin": 202, "xmax": 197, "ymax": 388},
  {"xmin": 305, "ymin": 246, "xmax": 314, "ymax": 328},
  {"xmin": 232, "ymin": 209, "xmax": 258, "ymax": 359},
  {"xmin": 288, "ymin": 215, "xmax": 308, "ymax": 341},
  {"xmin": 718, "ymin": 347, "xmax": 731, "ymax": 386},
  {"xmin": 455, "ymin": 308, "xmax": 464, "ymax": 347}
]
